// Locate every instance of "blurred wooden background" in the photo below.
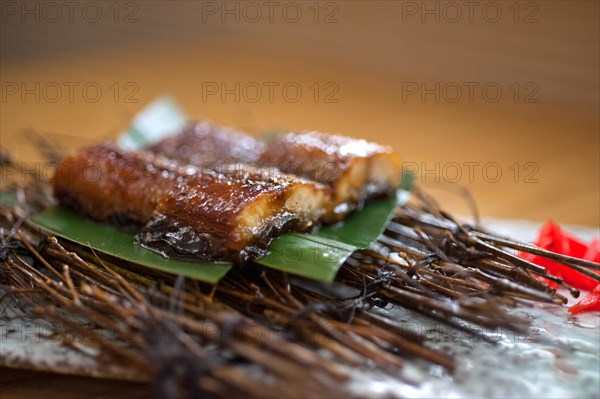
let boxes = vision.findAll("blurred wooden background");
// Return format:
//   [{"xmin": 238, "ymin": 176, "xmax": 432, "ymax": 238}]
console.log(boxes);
[{"xmin": 0, "ymin": 0, "xmax": 598, "ymax": 397}]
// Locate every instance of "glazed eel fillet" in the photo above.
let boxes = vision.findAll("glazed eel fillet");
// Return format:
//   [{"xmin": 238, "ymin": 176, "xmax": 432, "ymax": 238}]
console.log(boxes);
[
  {"xmin": 258, "ymin": 131, "xmax": 402, "ymax": 220},
  {"xmin": 53, "ymin": 143, "xmax": 329, "ymax": 262},
  {"xmin": 150, "ymin": 122, "xmax": 402, "ymax": 221}
]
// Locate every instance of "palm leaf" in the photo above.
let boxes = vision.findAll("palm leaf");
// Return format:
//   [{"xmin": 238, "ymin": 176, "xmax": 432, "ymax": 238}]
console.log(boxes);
[{"xmin": 257, "ymin": 190, "xmax": 408, "ymax": 281}]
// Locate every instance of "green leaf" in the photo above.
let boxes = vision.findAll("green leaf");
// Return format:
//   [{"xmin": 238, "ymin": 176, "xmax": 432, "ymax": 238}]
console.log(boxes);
[
  {"xmin": 257, "ymin": 233, "xmax": 356, "ymax": 282},
  {"xmin": 30, "ymin": 207, "xmax": 232, "ymax": 284},
  {"xmin": 257, "ymin": 190, "xmax": 408, "ymax": 282},
  {"xmin": 0, "ymin": 192, "xmax": 17, "ymax": 207},
  {"xmin": 25, "ymin": 190, "xmax": 406, "ymax": 285},
  {"xmin": 316, "ymin": 190, "xmax": 407, "ymax": 248}
]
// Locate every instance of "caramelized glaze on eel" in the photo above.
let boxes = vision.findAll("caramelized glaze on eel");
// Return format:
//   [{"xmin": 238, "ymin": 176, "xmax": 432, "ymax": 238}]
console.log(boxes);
[
  {"xmin": 150, "ymin": 121, "xmax": 402, "ymax": 221},
  {"xmin": 53, "ymin": 143, "xmax": 329, "ymax": 263}
]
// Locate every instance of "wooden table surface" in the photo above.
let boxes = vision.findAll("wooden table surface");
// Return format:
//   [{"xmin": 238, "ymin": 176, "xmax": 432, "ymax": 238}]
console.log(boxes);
[{"xmin": 1, "ymin": 1, "xmax": 598, "ymax": 397}]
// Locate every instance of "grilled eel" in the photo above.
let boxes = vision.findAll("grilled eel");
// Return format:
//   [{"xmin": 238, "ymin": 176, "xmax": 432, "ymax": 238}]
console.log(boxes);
[
  {"xmin": 258, "ymin": 131, "xmax": 402, "ymax": 220},
  {"xmin": 150, "ymin": 122, "xmax": 402, "ymax": 221},
  {"xmin": 53, "ymin": 143, "xmax": 330, "ymax": 262}
]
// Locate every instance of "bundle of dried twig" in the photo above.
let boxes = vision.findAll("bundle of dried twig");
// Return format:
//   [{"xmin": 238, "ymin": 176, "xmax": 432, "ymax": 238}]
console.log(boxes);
[{"xmin": 1, "ymin": 154, "xmax": 598, "ymax": 399}]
